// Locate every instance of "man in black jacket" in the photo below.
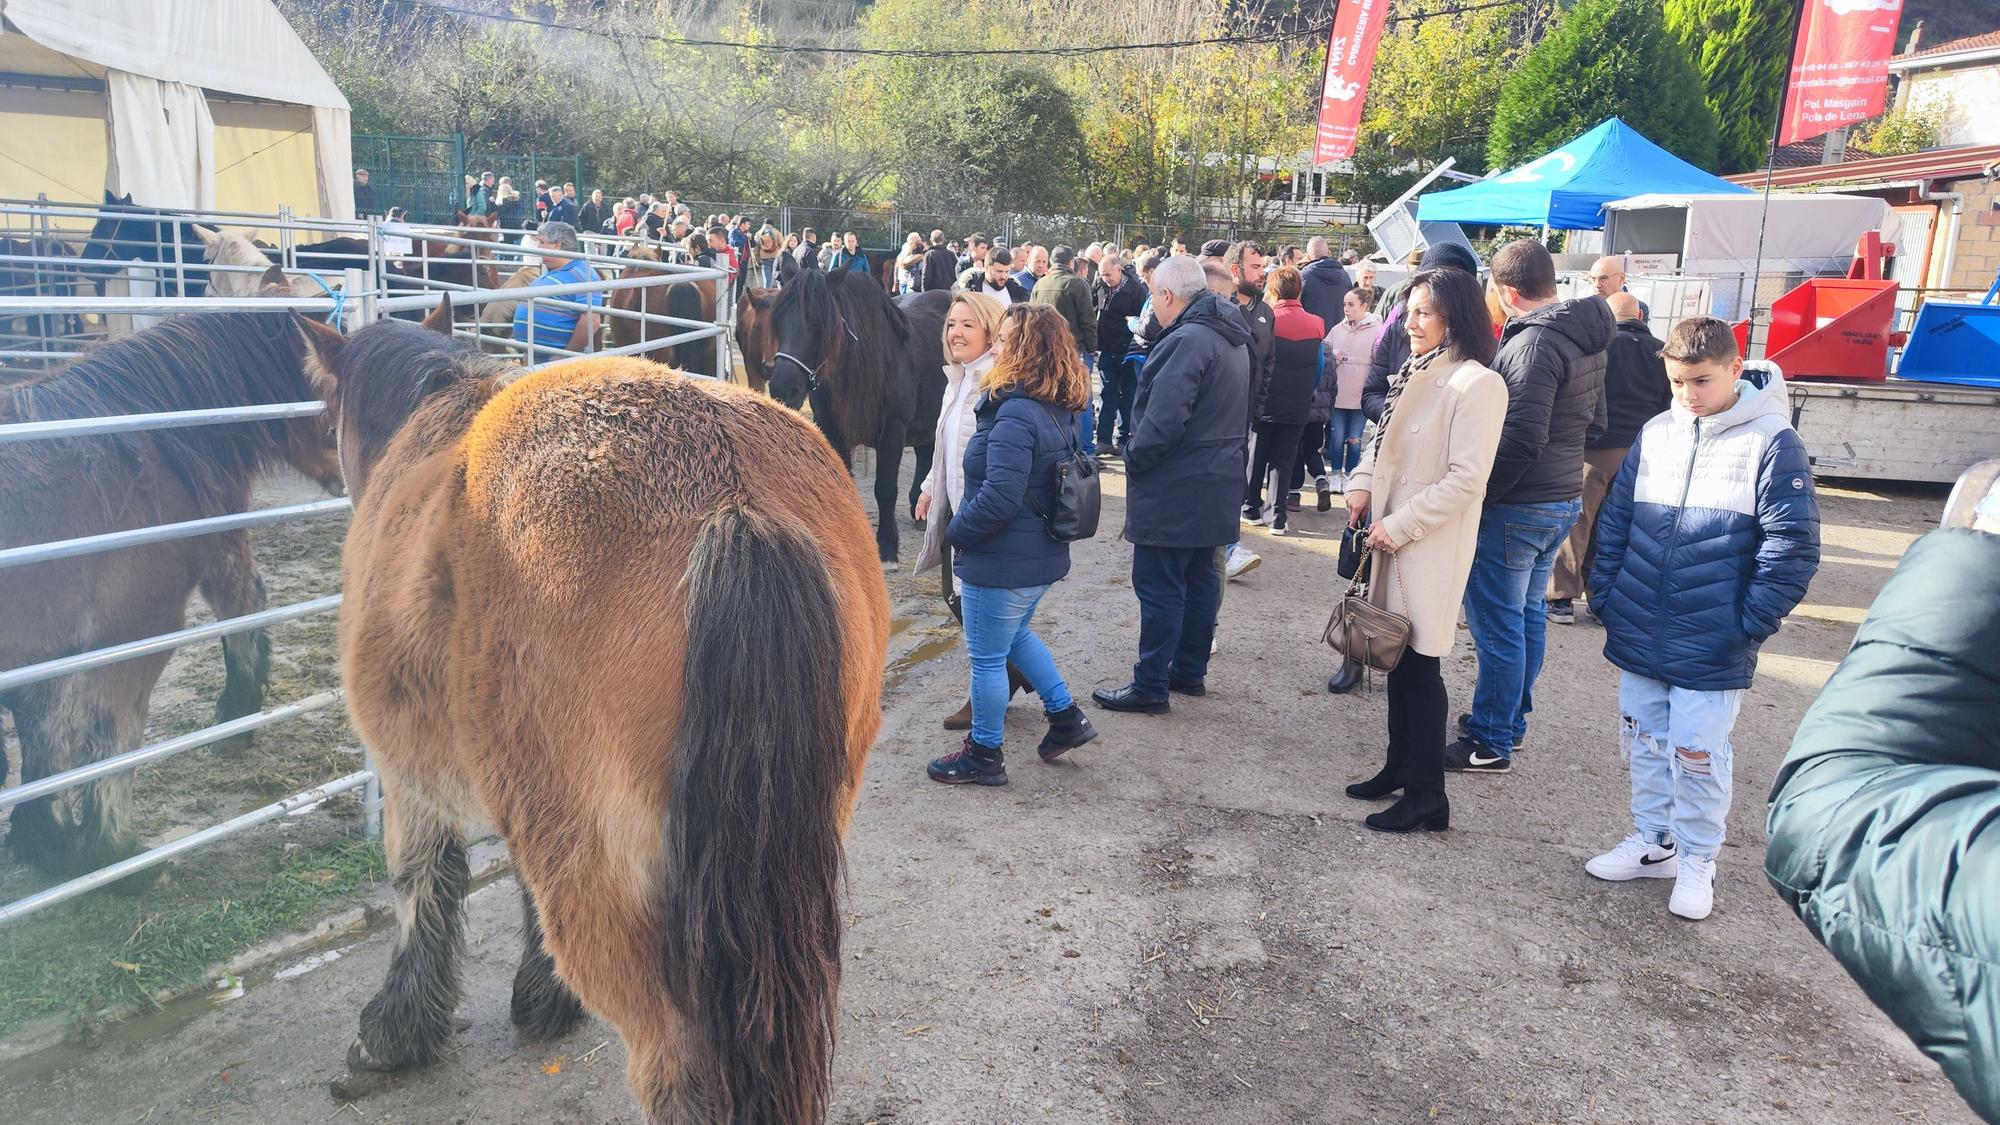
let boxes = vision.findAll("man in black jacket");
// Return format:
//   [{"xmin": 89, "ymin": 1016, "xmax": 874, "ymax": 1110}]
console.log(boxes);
[
  {"xmin": 1298, "ymin": 236, "xmax": 1352, "ymax": 327},
  {"xmin": 1361, "ymin": 241, "xmax": 1480, "ymax": 421},
  {"xmin": 1094, "ymin": 256, "xmax": 1251, "ymax": 713},
  {"xmin": 1449, "ymin": 239, "xmax": 1613, "ymax": 773},
  {"xmin": 1093, "ymin": 253, "xmax": 1148, "ymax": 454},
  {"xmin": 921, "ymin": 234, "xmax": 960, "ymax": 293},
  {"xmin": 1548, "ymin": 292, "xmax": 1670, "ymax": 623},
  {"xmin": 968, "ymin": 248, "xmax": 1031, "ymax": 305}
]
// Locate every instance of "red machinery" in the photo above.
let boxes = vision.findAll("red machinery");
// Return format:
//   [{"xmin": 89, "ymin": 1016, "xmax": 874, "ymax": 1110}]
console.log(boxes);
[{"xmin": 1732, "ymin": 232, "xmax": 1903, "ymax": 381}]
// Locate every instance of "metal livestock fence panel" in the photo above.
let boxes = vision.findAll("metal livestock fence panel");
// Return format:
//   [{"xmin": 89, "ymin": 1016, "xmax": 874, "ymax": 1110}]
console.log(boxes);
[{"xmin": 0, "ymin": 202, "xmax": 727, "ymax": 926}]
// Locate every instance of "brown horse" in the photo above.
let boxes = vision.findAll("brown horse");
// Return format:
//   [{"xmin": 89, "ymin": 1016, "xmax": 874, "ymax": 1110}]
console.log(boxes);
[
  {"xmin": 607, "ymin": 241, "xmax": 714, "ymax": 376},
  {"xmin": 299, "ymin": 306, "xmax": 888, "ymax": 1123},
  {"xmin": 0, "ymin": 312, "xmax": 342, "ymax": 876},
  {"xmin": 735, "ymin": 284, "xmax": 778, "ymax": 393},
  {"xmin": 392, "ymin": 211, "xmax": 500, "ymax": 322}
]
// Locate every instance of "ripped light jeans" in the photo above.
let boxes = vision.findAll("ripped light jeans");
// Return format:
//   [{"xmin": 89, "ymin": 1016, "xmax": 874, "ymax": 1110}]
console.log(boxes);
[{"xmin": 1617, "ymin": 672, "xmax": 1744, "ymax": 860}]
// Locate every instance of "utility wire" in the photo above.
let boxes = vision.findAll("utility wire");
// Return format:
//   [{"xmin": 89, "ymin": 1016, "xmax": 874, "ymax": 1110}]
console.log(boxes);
[{"xmin": 382, "ymin": 0, "xmax": 1526, "ymax": 59}]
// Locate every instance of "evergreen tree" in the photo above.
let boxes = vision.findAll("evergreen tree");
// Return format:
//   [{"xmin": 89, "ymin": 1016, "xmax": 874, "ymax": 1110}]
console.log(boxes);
[
  {"xmin": 1664, "ymin": 0, "xmax": 1797, "ymax": 174},
  {"xmin": 1489, "ymin": 0, "xmax": 1720, "ymax": 172}
]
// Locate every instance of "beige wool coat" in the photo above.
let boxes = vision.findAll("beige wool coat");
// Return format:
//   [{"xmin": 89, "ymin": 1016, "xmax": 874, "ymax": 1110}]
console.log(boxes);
[{"xmin": 1346, "ymin": 352, "xmax": 1509, "ymax": 657}]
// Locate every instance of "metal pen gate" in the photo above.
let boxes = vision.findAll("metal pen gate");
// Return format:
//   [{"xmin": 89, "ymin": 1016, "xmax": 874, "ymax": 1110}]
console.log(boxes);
[{"xmin": 0, "ymin": 199, "xmax": 726, "ymax": 926}]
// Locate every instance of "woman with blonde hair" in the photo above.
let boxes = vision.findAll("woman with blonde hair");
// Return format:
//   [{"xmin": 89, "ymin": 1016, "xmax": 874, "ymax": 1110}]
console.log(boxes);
[
  {"xmin": 928, "ymin": 303, "xmax": 1098, "ymax": 786},
  {"xmin": 913, "ymin": 292, "xmax": 1026, "ymax": 729},
  {"xmin": 493, "ymin": 176, "xmax": 524, "ymax": 230}
]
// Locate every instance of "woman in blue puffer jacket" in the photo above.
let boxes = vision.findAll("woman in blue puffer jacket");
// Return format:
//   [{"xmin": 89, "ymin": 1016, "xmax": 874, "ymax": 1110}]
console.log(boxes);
[{"xmin": 928, "ymin": 303, "xmax": 1098, "ymax": 787}]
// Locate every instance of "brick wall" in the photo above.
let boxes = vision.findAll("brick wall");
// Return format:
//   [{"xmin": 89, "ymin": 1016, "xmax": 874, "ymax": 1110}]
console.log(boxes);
[{"xmin": 1948, "ymin": 177, "xmax": 2000, "ymax": 291}]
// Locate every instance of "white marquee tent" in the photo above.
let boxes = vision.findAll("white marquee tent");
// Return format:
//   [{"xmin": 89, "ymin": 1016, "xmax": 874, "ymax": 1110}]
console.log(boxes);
[{"xmin": 0, "ymin": 0, "xmax": 353, "ymax": 222}]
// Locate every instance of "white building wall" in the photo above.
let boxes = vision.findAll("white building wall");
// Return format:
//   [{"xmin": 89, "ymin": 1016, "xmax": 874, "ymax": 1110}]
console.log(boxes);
[{"xmin": 1901, "ymin": 67, "xmax": 2000, "ymax": 147}]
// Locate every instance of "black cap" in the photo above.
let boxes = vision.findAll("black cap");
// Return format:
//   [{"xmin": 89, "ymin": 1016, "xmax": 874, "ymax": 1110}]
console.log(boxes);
[
  {"xmin": 1419, "ymin": 242, "xmax": 1480, "ymax": 275},
  {"xmin": 1200, "ymin": 238, "xmax": 1230, "ymax": 257}
]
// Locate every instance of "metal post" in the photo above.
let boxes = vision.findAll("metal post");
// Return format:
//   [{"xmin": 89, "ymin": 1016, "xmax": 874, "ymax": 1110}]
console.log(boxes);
[{"xmin": 349, "ymin": 256, "xmax": 383, "ymax": 842}]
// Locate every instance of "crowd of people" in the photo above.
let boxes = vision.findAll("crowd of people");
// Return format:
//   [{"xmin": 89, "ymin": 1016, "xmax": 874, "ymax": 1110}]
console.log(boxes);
[{"xmin": 910, "ymin": 230, "xmax": 1824, "ymax": 928}]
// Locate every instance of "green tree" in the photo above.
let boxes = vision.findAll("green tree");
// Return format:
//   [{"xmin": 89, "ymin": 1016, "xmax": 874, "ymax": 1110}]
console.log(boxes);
[
  {"xmin": 1664, "ymin": 0, "xmax": 1795, "ymax": 174},
  {"xmin": 1347, "ymin": 1, "xmax": 1522, "ymax": 209},
  {"xmin": 1489, "ymin": 0, "xmax": 1719, "ymax": 172}
]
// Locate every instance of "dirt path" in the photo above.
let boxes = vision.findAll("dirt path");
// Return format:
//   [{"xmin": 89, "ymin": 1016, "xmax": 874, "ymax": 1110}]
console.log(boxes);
[{"xmin": 5, "ymin": 460, "xmax": 1976, "ymax": 1124}]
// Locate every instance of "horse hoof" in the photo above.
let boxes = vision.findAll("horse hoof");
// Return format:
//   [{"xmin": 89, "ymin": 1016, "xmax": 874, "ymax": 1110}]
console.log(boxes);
[
  {"xmin": 346, "ymin": 1035, "xmax": 399, "ymax": 1074},
  {"xmin": 329, "ymin": 1062, "xmax": 396, "ymax": 1103}
]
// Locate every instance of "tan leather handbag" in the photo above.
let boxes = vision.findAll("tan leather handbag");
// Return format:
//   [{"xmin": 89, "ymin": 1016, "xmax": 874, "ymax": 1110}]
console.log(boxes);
[{"xmin": 1321, "ymin": 546, "xmax": 1411, "ymax": 674}]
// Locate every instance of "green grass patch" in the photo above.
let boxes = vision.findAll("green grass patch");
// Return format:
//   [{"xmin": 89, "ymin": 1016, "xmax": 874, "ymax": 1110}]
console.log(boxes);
[{"xmin": 0, "ymin": 833, "xmax": 384, "ymax": 1039}]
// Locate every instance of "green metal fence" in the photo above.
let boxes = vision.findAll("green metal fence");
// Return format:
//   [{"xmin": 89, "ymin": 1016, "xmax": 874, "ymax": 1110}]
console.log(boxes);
[{"xmin": 351, "ymin": 133, "xmax": 581, "ymax": 226}]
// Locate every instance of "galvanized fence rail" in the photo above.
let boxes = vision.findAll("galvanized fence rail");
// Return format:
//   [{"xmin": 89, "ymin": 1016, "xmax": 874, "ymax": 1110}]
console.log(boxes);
[{"xmin": 0, "ymin": 201, "xmax": 726, "ymax": 926}]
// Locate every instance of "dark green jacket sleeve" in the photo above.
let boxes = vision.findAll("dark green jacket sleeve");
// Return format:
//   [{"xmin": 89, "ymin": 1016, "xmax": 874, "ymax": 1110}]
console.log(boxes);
[{"xmin": 1765, "ymin": 528, "xmax": 2000, "ymax": 1123}]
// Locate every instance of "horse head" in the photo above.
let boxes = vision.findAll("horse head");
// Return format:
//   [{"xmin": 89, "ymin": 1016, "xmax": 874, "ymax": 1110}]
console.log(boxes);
[
  {"xmin": 766, "ymin": 269, "xmax": 848, "ymax": 410},
  {"xmin": 294, "ymin": 297, "xmax": 492, "ymax": 498},
  {"xmin": 197, "ymin": 226, "xmax": 282, "ymax": 297},
  {"xmin": 79, "ymin": 191, "xmax": 138, "ymax": 273}
]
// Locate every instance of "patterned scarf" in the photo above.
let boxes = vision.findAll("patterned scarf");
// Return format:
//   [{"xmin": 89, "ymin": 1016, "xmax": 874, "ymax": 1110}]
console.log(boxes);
[{"xmin": 1370, "ymin": 345, "xmax": 1446, "ymax": 465}]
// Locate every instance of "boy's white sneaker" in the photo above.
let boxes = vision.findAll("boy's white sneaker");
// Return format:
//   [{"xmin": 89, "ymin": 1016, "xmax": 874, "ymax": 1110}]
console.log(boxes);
[
  {"xmin": 1669, "ymin": 855, "xmax": 1716, "ymax": 920},
  {"xmin": 1585, "ymin": 833, "xmax": 1679, "ymax": 881}
]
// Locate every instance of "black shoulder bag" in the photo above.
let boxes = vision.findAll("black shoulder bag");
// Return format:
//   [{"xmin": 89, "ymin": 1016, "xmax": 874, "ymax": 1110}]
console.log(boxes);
[{"xmin": 1027, "ymin": 401, "xmax": 1101, "ymax": 542}]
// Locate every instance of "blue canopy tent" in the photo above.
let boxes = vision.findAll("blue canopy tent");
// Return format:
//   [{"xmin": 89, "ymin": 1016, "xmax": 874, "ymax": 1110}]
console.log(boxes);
[{"xmin": 1418, "ymin": 119, "xmax": 1751, "ymax": 230}]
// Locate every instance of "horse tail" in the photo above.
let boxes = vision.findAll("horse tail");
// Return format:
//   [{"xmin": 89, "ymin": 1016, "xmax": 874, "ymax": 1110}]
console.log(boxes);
[
  {"xmin": 661, "ymin": 507, "xmax": 847, "ymax": 1124},
  {"xmin": 667, "ymin": 282, "xmax": 713, "ymax": 376}
]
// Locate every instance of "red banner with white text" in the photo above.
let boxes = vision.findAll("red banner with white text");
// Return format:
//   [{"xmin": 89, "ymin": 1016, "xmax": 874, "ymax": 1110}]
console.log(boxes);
[
  {"xmin": 1779, "ymin": 0, "xmax": 1906, "ymax": 146},
  {"xmin": 1313, "ymin": 0, "xmax": 1389, "ymax": 165}
]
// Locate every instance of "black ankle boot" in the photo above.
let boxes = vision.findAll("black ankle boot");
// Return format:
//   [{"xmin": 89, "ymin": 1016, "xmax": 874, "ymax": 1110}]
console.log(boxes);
[
  {"xmin": 1327, "ymin": 657, "xmax": 1364, "ymax": 694},
  {"xmin": 1364, "ymin": 790, "xmax": 1449, "ymax": 833},
  {"xmin": 927, "ymin": 735, "xmax": 1006, "ymax": 786},
  {"xmin": 1037, "ymin": 704, "xmax": 1098, "ymax": 762},
  {"xmin": 1345, "ymin": 767, "xmax": 1403, "ymax": 801}
]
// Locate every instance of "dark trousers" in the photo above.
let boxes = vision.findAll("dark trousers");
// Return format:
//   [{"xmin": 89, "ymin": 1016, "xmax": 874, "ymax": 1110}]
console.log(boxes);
[
  {"xmin": 1130, "ymin": 544, "xmax": 1221, "ymax": 697},
  {"xmin": 1385, "ymin": 650, "xmax": 1447, "ymax": 794},
  {"xmin": 1290, "ymin": 421, "xmax": 1328, "ymax": 492},
  {"xmin": 1095, "ymin": 355, "xmax": 1137, "ymax": 448},
  {"xmin": 1245, "ymin": 421, "xmax": 1306, "ymax": 523}
]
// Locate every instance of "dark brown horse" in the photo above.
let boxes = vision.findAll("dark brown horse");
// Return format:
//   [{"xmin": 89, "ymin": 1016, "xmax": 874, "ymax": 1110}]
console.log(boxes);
[
  {"xmin": 0, "ymin": 311, "xmax": 343, "ymax": 876},
  {"xmin": 0, "ymin": 234, "xmax": 88, "ymax": 351},
  {"xmin": 607, "ymin": 241, "xmax": 713, "ymax": 375},
  {"xmin": 765, "ymin": 269, "xmax": 949, "ymax": 562},
  {"xmin": 735, "ymin": 284, "xmax": 778, "ymax": 393},
  {"xmin": 298, "ymin": 306, "xmax": 887, "ymax": 1123}
]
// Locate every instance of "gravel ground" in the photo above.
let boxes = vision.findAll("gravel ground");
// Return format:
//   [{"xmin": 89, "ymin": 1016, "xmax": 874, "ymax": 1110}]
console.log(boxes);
[{"xmin": 3, "ymin": 457, "xmax": 1976, "ymax": 1125}]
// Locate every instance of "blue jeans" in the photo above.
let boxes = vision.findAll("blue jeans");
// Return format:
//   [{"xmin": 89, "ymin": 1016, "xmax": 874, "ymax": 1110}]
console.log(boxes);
[
  {"xmin": 1327, "ymin": 408, "xmax": 1367, "ymax": 476},
  {"xmin": 1130, "ymin": 545, "xmax": 1221, "ymax": 697},
  {"xmin": 1619, "ymin": 672, "xmax": 1744, "ymax": 860},
  {"xmin": 1462, "ymin": 499, "xmax": 1582, "ymax": 756},
  {"xmin": 1076, "ymin": 352, "xmax": 1097, "ymax": 457},
  {"xmin": 962, "ymin": 582, "xmax": 1074, "ymax": 749}
]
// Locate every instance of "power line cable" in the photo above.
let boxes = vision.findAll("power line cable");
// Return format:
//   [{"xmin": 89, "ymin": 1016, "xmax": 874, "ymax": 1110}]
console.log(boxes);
[{"xmin": 381, "ymin": 0, "xmax": 1526, "ymax": 59}]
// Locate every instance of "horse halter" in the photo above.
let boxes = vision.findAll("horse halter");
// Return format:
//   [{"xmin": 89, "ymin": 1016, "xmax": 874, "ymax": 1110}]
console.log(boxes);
[{"xmin": 773, "ymin": 318, "xmax": 859, "ymax": 394}]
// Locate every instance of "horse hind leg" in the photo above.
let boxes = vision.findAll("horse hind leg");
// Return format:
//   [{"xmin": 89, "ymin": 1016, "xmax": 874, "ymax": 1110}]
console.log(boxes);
[
  {"xmin": 6, "ymin": 673, "xmax": 151, "ymax": 880},
  {"xmin": 873, "ymin": 422, "xmax": 909, "ymax": 564},
  {"xmin": 348, "ymin": 781, "xmax": 469, "ymax": 1073},
  {"xmin": 199, "ymin": 538, "xmax": 270, "ymax": 753},
  {"xmin": 909, "ymin": 441, "xmax": 936, "ymax": 521},
  {"xmin": 510, "ymin": 881, "xmax": 585, "ymax": 1041}
]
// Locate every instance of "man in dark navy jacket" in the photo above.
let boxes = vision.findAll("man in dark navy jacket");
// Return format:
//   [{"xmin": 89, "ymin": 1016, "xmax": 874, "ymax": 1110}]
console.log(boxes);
[{"xmin": 1094, "ymin": 255, "xmax": 1252, "ymax": 713}]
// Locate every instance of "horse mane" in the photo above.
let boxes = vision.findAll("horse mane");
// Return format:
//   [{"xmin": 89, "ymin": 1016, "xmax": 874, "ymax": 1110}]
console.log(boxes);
[
  {"xmin": 806, "ymin": 267, "xmax": 912, "ymax": 445},
  {"xmin": 331, "ymin": 318, "xmax": 513, "ymax": 481},
  {"xmin": 0, "ymin": 312, "xmax": 315, "ymax": 512}
]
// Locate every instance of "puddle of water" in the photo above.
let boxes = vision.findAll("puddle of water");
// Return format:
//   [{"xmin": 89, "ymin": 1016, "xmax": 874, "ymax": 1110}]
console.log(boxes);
[{"xmin": 882, "ymin": 631, "xmax": 962, "ymax": 693}]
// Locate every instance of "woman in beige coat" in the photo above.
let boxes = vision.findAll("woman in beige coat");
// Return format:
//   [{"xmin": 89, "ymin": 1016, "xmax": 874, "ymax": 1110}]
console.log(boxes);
[{"xmin": 1342, "ymin": 268, "xmax": 1508, "ymax": 833}]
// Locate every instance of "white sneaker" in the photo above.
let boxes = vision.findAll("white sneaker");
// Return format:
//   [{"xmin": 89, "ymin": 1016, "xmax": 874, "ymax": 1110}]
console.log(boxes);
[
  {"xmin": 1585, "ymin": 833, "xmax": 1678, "ymax": 881},
  {"xmin": 1669, "ymin": 854, "xmax": 1716, "ymax": 920},
  {"xmin": 1270, "ymin": 524, "xmax": 1288, "ymax": 536},
  {"xmin": 1225, "ymin": 546, "xmax": 1261, "ymax": 580},
  {"xmin": 1333, "ymin": 471, "xmax": 1347, "ymax": 493}
]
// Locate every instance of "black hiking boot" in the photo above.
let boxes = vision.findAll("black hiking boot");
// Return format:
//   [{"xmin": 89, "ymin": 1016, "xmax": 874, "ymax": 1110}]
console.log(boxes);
[
  {"xmin": 1037, "ymin": 705, "xmax": 1098, "ymax": 762},
  {"xmin": 928, "ymin": 736, "xmax": 1007, "ymax": 786}
]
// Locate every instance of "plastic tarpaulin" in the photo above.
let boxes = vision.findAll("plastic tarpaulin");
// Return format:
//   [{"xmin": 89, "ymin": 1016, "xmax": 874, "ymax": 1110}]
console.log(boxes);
[
  {"xmin": 0, "ymin": 0, "xmax": 354, "ymax": 219},
  {"xmin": 1417, "ymin": 119, "xmax": 1752, "ymax": 230},
  {"xmin": 106, "ymin": 71, "xmax": 215, "ymax": 212},
  {"xmin": 1602, "ymin": 192, "xmax": 1893, "ymax": 277}
]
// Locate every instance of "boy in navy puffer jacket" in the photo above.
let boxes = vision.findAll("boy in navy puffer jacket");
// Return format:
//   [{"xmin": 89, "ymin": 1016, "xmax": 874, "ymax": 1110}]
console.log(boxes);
[{"xmin": 1584, "ymin": 317, "xmax": 1820, "ymax": 922}]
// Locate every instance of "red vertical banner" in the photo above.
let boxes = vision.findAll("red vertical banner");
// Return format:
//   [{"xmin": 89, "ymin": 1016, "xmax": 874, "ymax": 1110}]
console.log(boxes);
[
  {"xmin": 1779, "ymin": 0, "xmax": 1906, "ymax": 145},
  {"xmin": 1313, "ymin": 0, "xmax": 1390, "ymax": 165}
]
